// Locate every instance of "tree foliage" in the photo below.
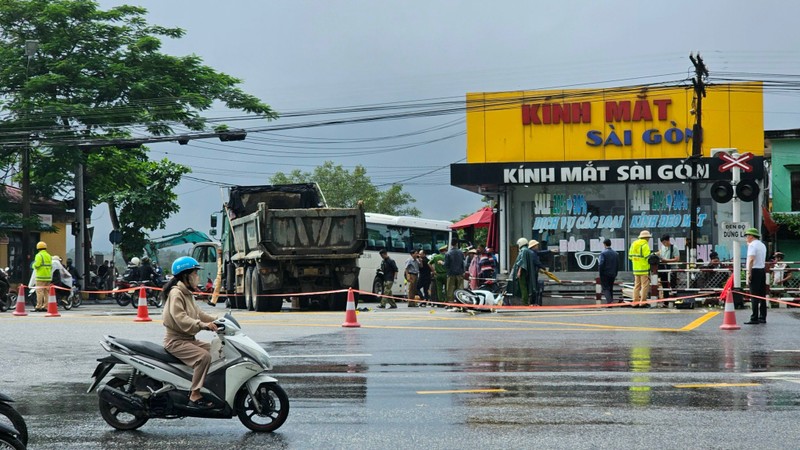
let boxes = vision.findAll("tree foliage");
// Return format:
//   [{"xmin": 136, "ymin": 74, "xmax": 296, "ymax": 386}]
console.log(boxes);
[
  {"xmin": 270, "ymin": 161, "xmax": 421, "ymax": 216},
  {"xmin": 0, "ymin": 0, "xmax": 275, "ymax": 258}
]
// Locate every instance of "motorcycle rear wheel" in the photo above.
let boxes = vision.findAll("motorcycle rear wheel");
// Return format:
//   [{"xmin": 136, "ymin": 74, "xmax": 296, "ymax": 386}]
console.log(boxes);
[
  {"xmin": 0, "ymin": 403, "xmax": 27, "ymax": 446},
  {"xmin": 98, "ymin": 378, "xmax": 149, "ymax": 431},
  {"xmin": 235, "ymin": 383, "xmax": 289, "ymax": 432},
  {"xmin": 115, "ymin": 292, "xmax": 131, "ymax": 307}
]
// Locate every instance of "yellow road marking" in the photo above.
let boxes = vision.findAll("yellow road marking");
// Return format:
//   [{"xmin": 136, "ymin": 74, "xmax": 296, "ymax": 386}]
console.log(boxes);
[
  {"xmin": 674, "ymin": 383, "xmax": 760, "ymax": 388},
  {"xmin": 679, "ymin": 311, "xmax": 720, "ymax": 331},
  {"xmin": 417, "ymin": 388, "xmax": 507, "ymax": 395}
]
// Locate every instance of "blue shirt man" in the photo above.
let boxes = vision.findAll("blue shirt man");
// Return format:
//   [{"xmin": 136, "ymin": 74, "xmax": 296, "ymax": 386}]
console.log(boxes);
[{"xmin": 598, "ymin": 239, "xmax": 618, "ymax": 305}]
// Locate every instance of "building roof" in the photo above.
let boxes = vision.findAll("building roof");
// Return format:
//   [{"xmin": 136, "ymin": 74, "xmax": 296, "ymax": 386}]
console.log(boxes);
[
  {"xmin": 1, "ymin": 184, "xmax": 73, "ymax": 217},
  {"xmin": 765, "ymin": 128, "xmax": 800, "ymax": 139}
]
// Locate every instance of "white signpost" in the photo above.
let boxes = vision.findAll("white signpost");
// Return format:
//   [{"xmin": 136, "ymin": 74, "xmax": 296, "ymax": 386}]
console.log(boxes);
[{"xmin": 720, "ymin": 222, "xmax": 748, "ymax": 241}]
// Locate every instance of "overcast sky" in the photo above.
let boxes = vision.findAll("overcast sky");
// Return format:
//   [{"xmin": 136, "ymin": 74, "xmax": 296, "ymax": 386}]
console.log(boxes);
[{"xmin": 86, "ymin": 0, "xmax": 800, "ymax": 253}]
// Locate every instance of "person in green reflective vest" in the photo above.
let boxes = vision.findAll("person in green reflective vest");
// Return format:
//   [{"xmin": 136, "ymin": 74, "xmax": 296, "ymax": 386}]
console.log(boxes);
[
  {"xmin": 628, "ymin": 230, "xmax": 652, "ymax": 308},
  {"xmin": 32, "ymin": 241, "xmax": 52, "ymax": 312}
]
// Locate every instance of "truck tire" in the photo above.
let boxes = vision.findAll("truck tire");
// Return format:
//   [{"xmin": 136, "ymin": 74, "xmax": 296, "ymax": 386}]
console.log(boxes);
[
  {"xmin": 371, "ymin": 276, "xmax": 384, "ymax": 302},
  {"xmin": 244, "ymin": 267, "xmax": 253, "ymax": 311},
  {"xmin": 254, "ymin": 275, "xmax": 283, "ymax": 313},
  {"xmin": 329, "ymin": 291, "xmax": 348, "ymax": 311}
]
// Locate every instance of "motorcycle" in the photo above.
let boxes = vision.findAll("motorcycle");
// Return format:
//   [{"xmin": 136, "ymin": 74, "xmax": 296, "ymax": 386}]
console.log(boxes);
[
  {"xmin": 127, "ymin": 281, "xmax": 163, "ymax": 309},
  {"xmin": 87, "ymin": 313, "xmax": 289, "ymax": 432},
  {"xmin": 115, "ymin": 278, "xmax": 163, "ymax": 308},
  {"xmin": 53, "ymin": 281, "xmax": 80, "ymax": 310},
  {"xmin": 0, "ymin": 392, "xmax": 28, "ymax": 448},
  {"xmin": 112, "ymin": 277, "xmax": 136, "ymax": 307},
  {"xmin": 453, "ymin": 277, "xmax": 509, "ymax": 309},
  {"xmin": 0, "ymin": 268, "xmax": 13, "ymax": 312}
]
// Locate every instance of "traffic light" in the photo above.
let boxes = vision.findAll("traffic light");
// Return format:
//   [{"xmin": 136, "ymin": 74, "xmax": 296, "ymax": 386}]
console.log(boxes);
[
  {"xmin": 736, "ymin": 180, "xmax": 760, "ymax": 202},
  {"xmin": 710, "ymin": 181, "xmax": 733, "ymax": 203},
  {"xmin": 710, "ymin": 180, "xmax": 761, "ymax": 203}
]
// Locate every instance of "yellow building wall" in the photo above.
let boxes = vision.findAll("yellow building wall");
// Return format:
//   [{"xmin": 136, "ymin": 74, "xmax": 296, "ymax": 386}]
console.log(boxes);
[{"xmin": 466, "ymin": 83, "xmax": 763, "ymax": 163}]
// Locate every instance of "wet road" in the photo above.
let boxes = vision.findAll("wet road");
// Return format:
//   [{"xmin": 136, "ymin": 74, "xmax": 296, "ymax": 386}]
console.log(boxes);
[{"xmin": 3, "ymin": 302, "xmax": 800, "ymax": 449}]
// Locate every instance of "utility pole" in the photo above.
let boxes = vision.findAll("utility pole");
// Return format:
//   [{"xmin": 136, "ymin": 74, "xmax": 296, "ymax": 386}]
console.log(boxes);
[
  {"xmin": 74, "ymin": 154, "xmax": 85, "ymax": 288},
  {"xmin": 21, "ymin": 40, "xmax": 38, "ymax": 285},
  {"xmin": 689, "ymin": 53, "xmax": 708, "ymax": 264}
]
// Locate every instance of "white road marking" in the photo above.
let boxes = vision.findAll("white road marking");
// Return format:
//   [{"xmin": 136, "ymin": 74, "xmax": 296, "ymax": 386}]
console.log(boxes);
[{"xmin": 270, "ymin": 353, "xmax": 372, "ymax": 359}]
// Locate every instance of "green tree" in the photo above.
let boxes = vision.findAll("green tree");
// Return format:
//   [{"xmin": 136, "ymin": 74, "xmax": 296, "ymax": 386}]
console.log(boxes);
[
  {"xmin": 0, "ymin": 0, "xmax": 276, "ymax": 258},
  {"xmin": 270, "ymin": 161, "xmax": 421, "ymax": 216}
]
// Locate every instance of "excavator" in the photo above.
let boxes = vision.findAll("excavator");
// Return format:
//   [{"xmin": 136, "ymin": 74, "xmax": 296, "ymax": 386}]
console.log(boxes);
[{"xmin": 144, "ymin": 228, "xmax": 214, "ymax": 265}]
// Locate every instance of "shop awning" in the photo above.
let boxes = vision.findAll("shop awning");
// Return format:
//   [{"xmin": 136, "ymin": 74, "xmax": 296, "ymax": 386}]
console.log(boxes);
[{"xmin": 450, "ymin": 206, "xmax": 494, "ymax": 230}]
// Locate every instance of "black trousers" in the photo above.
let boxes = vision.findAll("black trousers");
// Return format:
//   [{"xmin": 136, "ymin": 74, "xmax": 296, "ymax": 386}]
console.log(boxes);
[
  {"xmin": 750, "ymin": 268, "xmax": 767, "ymax": 321},
  {"xmin": 600, "ymin": 275, "xmax": 616, "ymax": 304}
]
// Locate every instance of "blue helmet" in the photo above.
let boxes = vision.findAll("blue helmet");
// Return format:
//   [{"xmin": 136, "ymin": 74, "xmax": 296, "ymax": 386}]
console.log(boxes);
[{"xmin": 171, "ymin": 256, "xmax": 201, "ymax": 277}]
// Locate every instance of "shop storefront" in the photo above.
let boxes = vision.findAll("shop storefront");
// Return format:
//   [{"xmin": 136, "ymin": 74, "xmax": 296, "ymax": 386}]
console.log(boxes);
[{"xmin": 451, "ymin": 83, "xmax": 764, "ymax": 274}]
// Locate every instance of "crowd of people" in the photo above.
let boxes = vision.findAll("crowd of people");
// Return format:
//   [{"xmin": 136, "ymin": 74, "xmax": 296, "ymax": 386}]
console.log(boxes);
[{"xmin": 376, "ymin": 239, "xmax": 499, "ymax": 308}]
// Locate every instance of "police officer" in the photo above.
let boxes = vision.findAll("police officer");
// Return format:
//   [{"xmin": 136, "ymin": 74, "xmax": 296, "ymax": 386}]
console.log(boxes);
[{"xmin": 32, "ymin": 241, "xmax": 52, "ymax": 312}]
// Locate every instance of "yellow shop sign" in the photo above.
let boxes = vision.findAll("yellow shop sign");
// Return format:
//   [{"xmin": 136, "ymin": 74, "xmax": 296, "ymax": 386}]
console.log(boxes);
[{"xmin": 465, "ymin": 83, "xmax": 763, "ymax": 163}]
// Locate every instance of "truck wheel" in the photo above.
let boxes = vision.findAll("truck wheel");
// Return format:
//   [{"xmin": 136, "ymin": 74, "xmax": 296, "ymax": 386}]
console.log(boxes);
[
  {"xmin": 246, "ymin": 267, "xmax": 256, "ymax": 311},
  {"xmin": 371, "ymin": 277, "xmax": 384, "ymax": 302},
  {"xmin": 329, "ymin": 291, "xmax": 348, "ymax": 311}
]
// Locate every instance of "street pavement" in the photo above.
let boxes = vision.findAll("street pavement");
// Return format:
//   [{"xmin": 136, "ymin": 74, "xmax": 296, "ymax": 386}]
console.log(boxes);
[{"xmin": 2, "ymin": 300, "xmax": 800, "ymax": 449}]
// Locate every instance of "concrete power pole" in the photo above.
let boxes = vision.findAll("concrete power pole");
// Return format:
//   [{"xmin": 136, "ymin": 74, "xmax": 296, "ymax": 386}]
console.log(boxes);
[{"xmin": 689, "ymin": 53, "xmax": 708, "ymax": 264}]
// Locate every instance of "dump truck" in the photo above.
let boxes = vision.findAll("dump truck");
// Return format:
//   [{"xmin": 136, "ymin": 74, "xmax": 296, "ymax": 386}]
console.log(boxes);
[{"xmin": 191, "ymin": 183, "xmax": 366, "ymax": 312}]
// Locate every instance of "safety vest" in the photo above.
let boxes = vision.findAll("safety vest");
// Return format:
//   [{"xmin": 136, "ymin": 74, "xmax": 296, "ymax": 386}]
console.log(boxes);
[
  {"xmin": 33, "ymin": 250, "xmax": 52, "ymax": 282},
  {"xmin": 628, "ymin": 239, "xmax": 651, "ymax": 276}
]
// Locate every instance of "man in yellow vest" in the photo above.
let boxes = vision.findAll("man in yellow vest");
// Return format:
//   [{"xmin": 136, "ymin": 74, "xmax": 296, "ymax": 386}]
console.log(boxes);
[
  {"xmin": 628, "ymin": 230, "xmax": 652, "ymax": 308},
  {"xmin": 32, "ymin": 241, "xmax": 52, "ymax": 312}
]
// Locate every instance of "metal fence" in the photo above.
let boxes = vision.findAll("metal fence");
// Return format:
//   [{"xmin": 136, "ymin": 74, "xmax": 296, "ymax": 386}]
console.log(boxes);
[{"xmin": 659, "ymin": 262, "xmax": 800, "ymax": 296}]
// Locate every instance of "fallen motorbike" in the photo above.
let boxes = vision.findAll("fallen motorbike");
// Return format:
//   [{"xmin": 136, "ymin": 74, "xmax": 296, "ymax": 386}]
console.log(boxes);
[
  {"xmin": 0, "ymin": 392, "xmax": 28, "ymax": 448},
  {"xmin": 453, "ymin": 278, "xmax": 509, "ymax": 309},
  {"xmin": 87, "ymin": 313, "xmax": 289, "ymax": 432}
]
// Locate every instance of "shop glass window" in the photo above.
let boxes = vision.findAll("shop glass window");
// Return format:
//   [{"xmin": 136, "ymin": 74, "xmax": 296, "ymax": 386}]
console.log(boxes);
[{"xmin": 528, "ymin": 184, "xmax": 626, "ymax": 272}]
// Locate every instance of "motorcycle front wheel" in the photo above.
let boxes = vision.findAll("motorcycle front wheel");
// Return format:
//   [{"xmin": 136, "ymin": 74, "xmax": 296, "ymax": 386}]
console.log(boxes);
[
  {"xmin": 149, "ymin": 294, "xmax": 163, "ymax": 308},
  {"xmin": 59, "ymin": 294, "xmax": 73, "ymax": 310},
  {"xmin": 454, "ymin": 289, "xmax": 478, "ymax": 305},
  {"xmin": 0, "ymin": 433, "xmax": 24, "ymax": 450},
  {"xmin": 98, "ymin": 378, "xmax": 148, "ymax": 431},
  {"xmin": 71, "ymin": 292, "xmax": 82, "ymax": 308},
  {"xmin": 235, "ymin": 383, "xmax": 289, "ymax": 432},
  {"xmin": 0, "ymin": 403, "xmax": 28, "ymax": 446}
]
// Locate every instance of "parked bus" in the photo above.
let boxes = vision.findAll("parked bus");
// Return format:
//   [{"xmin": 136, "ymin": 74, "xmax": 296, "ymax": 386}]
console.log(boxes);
[{"xmin": 359, "ymin": 213, "xmax": 453, "ymax": 300}]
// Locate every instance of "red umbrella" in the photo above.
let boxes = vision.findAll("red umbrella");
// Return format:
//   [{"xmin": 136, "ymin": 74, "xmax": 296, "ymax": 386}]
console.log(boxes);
[{"xmin": 450, "ymin": 206, "xmax": 494, "ymax": 230}]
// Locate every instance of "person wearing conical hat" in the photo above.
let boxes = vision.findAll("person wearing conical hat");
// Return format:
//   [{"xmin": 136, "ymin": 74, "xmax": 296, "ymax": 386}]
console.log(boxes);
[
  {"xmin": 744, "ymin": 228, "xmax": 768, "ymax": 324},
  {"xmin": 628, "ymin": 230, "xmax": 652, "ymax": 307}
]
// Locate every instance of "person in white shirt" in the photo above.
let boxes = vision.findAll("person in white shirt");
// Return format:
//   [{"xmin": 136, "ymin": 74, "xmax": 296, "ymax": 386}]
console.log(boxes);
[{"xmin": 744, "ymin": 228, "xmax": 768, "ymax": 324}]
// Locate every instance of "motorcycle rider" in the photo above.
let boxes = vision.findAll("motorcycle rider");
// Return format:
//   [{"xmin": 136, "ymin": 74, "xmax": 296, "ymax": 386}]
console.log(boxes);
[
  {"xmin": 51, "ymin": 256, "xmax": 73, "ymax": 303},
  {"xmin": 161, "ymin": 256, "xmax": 219, "ymax": 408},
  {"xmin": 138, "ymin": 257, "xmax": 158, "ymax": 284},
  {"xmin": 123, "ymin": 257, "xmax": 141, "ymax": 282}
]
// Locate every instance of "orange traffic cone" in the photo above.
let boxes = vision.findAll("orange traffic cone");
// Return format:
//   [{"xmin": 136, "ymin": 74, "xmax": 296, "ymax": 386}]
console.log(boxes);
[
  {"xmin": 12, "ymin": 285, "xmax": 27, "ymax": 316},
  {"xmin": 720, "ymin": 289, "xmax": 740, "ymax": 330},
  {"xmin": 134, "ymin": 287, "xmax": 152, "ymax": 322},
  {"xmin": 45, "ymin": 285, "xmax": 61, "ymax": 317},
  {"xmin": 341, "ymin": 288, "xmax": 361, "ymax": 328}
]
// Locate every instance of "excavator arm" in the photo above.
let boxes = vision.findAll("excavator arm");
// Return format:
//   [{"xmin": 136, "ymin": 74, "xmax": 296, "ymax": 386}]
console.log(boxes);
[{"xmin": 144, "ymin": 228, "xmax": 214, "ymax": 264}]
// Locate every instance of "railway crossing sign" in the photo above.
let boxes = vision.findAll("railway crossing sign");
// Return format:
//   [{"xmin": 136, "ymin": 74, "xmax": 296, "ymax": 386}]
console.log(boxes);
[{"xmin": 718, "ymin": 152, "xmax": 754, "ymax": 173}]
